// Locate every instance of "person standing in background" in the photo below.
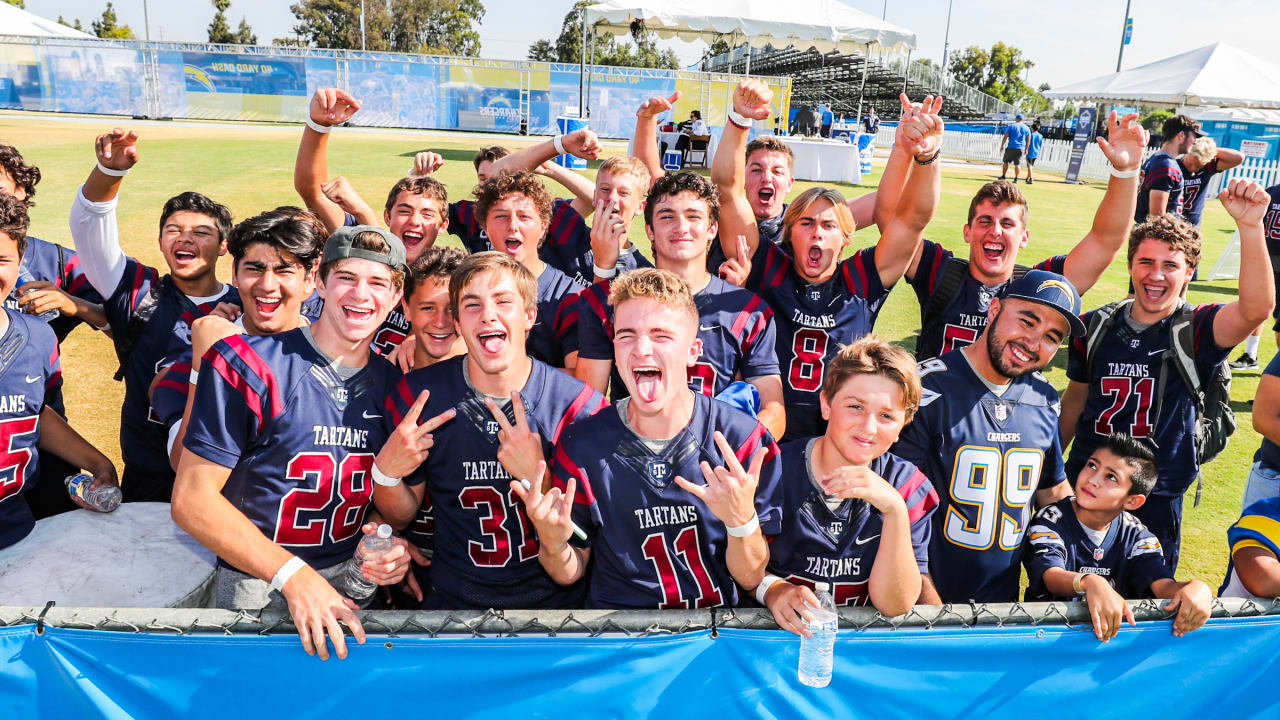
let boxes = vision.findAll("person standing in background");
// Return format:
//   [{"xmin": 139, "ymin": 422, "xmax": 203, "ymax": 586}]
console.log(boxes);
[
  {"xmin": 1025, "ymin": 121, "xmax": 1044, "ymax": 185},
  {"xmin": 999, "ymin": 114, "xmax": 1030, "ymax": 183}
]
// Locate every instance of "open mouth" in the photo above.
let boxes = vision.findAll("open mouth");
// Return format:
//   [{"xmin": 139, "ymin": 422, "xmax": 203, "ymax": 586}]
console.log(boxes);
[
  {"xmin": 342, "ymin": 304, "xmax": 374, "ymax": 323},
  {"xmin": 1007, "ymin": 342, "xmax": 1034, "ymax": 365},
  {"xmin": 757, "ymin": 187, "xmax": 775, "ymax": 205},
  {"xmin": 502, "ymin": 238, "xmax": 523, "ymax": 255},
  {"xmin": 173, "ymin": 250, "xmax": 198, "ymax": 266},
  {"xmin": 1140, "ymin": 283, "xmax": 1168, "ymax": 303},
  {"xmin": 477, "ymin": 329, "xmax": 507, "ymax": 354},
  {"xmin": 253, "ymin": 296, "xmax": 281, "ymax": 317},
  {"xmin": 806, "ymin": 245, "xmax": 825, "ymax": 269},
  {"xmin": 981, "ymin": 242, "xmax": 1004, "ymax": 264},
  {"xmin": 402, "ymin": 230, "xmax": 425, "ymax": 249},
  {"xmin": 632, "ymin": 365, "xmax": 662, "ymax": 402}
]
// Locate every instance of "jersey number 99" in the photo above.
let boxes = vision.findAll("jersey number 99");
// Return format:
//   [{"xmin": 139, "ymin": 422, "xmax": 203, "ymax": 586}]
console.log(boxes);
[{"xmin": 944, "ymin": 446, "xmax": 1043, "ymax": 551}]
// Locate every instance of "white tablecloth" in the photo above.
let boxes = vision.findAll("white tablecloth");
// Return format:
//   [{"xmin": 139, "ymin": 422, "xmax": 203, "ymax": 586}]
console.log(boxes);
[{"xmin": 778, "ymin": 136, "xmax": 862, "ymax": 184}]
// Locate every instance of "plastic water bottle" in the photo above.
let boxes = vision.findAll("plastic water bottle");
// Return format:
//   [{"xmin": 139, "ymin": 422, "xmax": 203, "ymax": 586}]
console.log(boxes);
[
  {"xmin": 798, "ymin": 582, "xmax": 838, "ymax": 688},
  {"xmin": 15, "ymin": 268, "xmax": 60, "ymax": 321},
  {"xmin": 65, "ymin": 473, "xmax": 121, "ymax": 513},
  {"xmin": 342, "ymin": 524, "xmax": 394, "ymax": 600}
]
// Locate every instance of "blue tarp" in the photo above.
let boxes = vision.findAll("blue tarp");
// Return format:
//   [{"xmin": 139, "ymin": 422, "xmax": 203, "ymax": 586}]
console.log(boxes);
[{"xmin": 4, "ymin": 617, "xmax": 1279, "ymax": 717}]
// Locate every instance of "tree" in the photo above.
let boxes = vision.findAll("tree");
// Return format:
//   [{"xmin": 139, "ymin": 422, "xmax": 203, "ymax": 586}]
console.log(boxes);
[
  {"xmin": 209, "ymin": 0, "xmax": 233, "ymax": 43},
  {"xmin": 235, "ymin": 18, "xmax": 258, "ymax": 44},
  {"xmin": 289, "ymin": 0, "xmax": 392, "ymax": 51},
  {"xmin": 529, "ymin": 1, "xmax": 677, "ymax": 69},
  {"xmin": 3, "ymin": 0, "xmax": 25, "ymax": 9},
  {"xmin": 91, "ymin": 2, "xmax": 135, "ymax": 40},
  {"xmin": 389, "ymin": 0, "xmax": 484, "ymax": 56},
  {"xmin": 947, "ymin": 42, "xmax": 1051, "ymax": 112},
  {"xmin": 57, "ymin": 15, "xmax": 85, "ymax": 32},
  {"xmin": 528, "ymin": 39, "xmax": 557, "ymax": 62}
]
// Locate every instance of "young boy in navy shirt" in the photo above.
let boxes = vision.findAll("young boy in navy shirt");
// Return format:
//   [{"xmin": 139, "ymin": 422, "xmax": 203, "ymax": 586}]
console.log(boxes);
[{"xmin": 1024, "ymin": 433, "xmax": 1212, "ymax": 642}]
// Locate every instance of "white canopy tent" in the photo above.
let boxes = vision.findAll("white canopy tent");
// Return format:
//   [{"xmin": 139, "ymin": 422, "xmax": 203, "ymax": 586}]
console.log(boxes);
[
  {"xmin": 1045, "ymin": 42, "xmax": 1280, "ymax": 109},
  {"xmin": 579, "ymin": 0, "xmax": 916, "ymax": 117},
  {"xmin": 0, "ymin": 5, "xmax": 93, "ymax": 38}
]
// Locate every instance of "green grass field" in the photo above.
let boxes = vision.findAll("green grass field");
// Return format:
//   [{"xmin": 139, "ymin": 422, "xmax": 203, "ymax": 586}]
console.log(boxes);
[{"xmin": 1, "ymin": 111, "xmax": 1263, "ymax": 591}]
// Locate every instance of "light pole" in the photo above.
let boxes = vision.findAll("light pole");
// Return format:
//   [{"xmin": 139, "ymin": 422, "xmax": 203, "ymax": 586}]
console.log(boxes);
[
  {"xmin": 882, "ymin": 0, "xmax": 887, "ymax": 19},
  {"xmin": 360, "ymin": 0, "xmax": 367, "ymax": 51},
  {"xmin": 142, "ymin": 0, "xmax": 151, "ymax": 41},
  {"xmin": 1116, "ymin": 0, "xmax": 1132, "ymax": 72},
  {"xmin": 941, "ymin": 0, "xmax": 954, "ymax": 74}
]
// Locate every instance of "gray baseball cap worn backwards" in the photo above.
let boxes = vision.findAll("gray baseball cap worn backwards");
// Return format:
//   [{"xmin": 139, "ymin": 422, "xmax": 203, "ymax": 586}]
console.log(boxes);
[
  {"xmin": 1002, "ymin": 269, "xmax": 1086, "ymax": 337},
  {"xmin": 323, "ymin": 225, "xmax": 407, "ymax": 272}
]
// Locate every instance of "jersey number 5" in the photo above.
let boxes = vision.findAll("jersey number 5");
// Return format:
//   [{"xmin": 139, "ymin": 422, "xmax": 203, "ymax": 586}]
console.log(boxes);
[
  {"xmin": 945, "ymin": 446, "xmax": 1044, "ymax": 551},
  {"xmin": 0, "ymin": 416, "xmax": 38, "ymax": 502}
]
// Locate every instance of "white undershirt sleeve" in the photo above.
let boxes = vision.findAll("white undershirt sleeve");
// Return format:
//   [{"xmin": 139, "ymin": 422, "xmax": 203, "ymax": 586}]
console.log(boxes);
[{"xmin": 69, "ymin": 185, "xmax": 128, "ymax": 299}]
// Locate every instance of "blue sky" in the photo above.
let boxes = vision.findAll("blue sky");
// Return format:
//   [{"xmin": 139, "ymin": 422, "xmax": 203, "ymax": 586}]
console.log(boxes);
[{"xmin": 23, "ymin": 0, "xmax": 1280, "ymax": 90}]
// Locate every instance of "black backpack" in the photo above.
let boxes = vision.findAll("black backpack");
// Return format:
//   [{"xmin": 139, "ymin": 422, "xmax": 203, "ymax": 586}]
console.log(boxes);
[{"xmin": 1084, "ymin": 299, "xmax": 1235, "ymax": 506}]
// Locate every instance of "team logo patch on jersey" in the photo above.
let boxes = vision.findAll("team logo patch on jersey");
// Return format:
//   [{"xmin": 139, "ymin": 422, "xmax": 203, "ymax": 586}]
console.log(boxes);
[
  {"xmin": 829, "ymin": 521, "xmax": 844, "ymax": 536},
  {"xmin": 1129, "ymin": 338, "xmax": 1140, "ymax": 348},
  {"xmin": 1093, "ymin": 547, "xmax": 1105, "ymax": 561},
  {"xmin": 647, "ymin": 461, "xmax": 671, "ymax": 481},
  {"xmin": 981, "ymin": 397, "xmax": 1012, "ymax": 426},
  {"xmin": 808, "ymin": 287, "xmax": 823, "ymax": 302},
  {"xmin": 978, "ymin": 286, "xmax": 994, "ymax": 311},
  {"xmin": 173, "ymin": 320, "xmax": 192, "ymax": 345}
]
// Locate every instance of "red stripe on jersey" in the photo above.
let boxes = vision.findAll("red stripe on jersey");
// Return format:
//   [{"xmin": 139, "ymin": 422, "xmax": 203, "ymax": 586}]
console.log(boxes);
[
  {"xmin": 552, "ymin": 444, "xmax": 594, "ymax": 506},
  {"xmin": 898, "ymin": 469, "xmax": 939, "ymax": 524},
  {"xmin": 207, "ymin": 351, "xmax": 266, "ymax": 433},
  {"xmin": 127, "ymin": 263, "xmax": 155, "ymax": 313},
  {"xmin": 734, "ymin": 423, "xmax": 778, "ymax": 465},
  {"xmin": 582, "ymin": 284, "xmax": 613, "ymax": 337},
  {"xmin": 389, "ymin": 377, "xmax": 416, "ymax": 424},
  {"xmin": 46, "ymin": 345, "xmax": 61, "ymax": 391},
  {"xmin": 925, "ymin": 246, "xmax": 944, "ymax": 296},
  {"xmin": 764, "ymin": 245, "xmax": 789, "ymax": 287},
  {"xmin": 1192, "ymin": 303, "xmax": 1219, "ymax": 351},
  {"xmin": 549, "ymin": 201, "xmax": 577, "ymax": 246},
  {"xmin": 155, "ymin": 376, "xmax": 189, "ymax": 395},
  {"xmin": 221, "ymin": 336, "xmax": 283, "ymax": 421},
  {"xmin": 730, "ymin": 294, "xmax": 762, "ymax": 340},
  {"xmin": 850, "ymin": 249, "xmax": 872, "ymax": 297},
  {"xmin": 552, "ymin": 386, "xmax": 597, "ymax": 444},
  {"xmin": 555, "ymin": 292, "xmax": 580, "ymax": 339}
]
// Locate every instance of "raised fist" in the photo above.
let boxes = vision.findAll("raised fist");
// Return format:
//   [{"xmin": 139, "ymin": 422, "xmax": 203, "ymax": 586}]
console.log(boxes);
[{"xmin": 309, "ymin": 88, "xmax": 361, "ymax": 128}]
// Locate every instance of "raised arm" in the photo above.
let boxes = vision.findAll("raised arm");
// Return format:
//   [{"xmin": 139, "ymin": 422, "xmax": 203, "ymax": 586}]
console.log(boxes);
[
  {"xmin": 488, "ymin": 129, "xmax": 601, "ymax": 179},
  {"xmin": 1061, "ymin": 112, "xmax": 1146, "ymax": 294},
  {"xmin": 874, "ymin": 95, "xmax": 944, "ymax": 288},
  {"xmin": 294, "ymin": 88, "xmax": 362, "ymax": 233},
  {"xmin": 1059, "ymin": 379, "xmax": 1088, "ymax": 446},
  {"xmin": 70, "ymin": 128, "xmax": 136, "ymax": 297},
  {"xmin": 538, "ymin": 161, "xmax": 597, "ymax": 217},
  {"xmin": 633, "ymin": 91, "xmax": 680, "ymax": 187},
  {"xmin": 713, "ymin": 81, "xmax": 772, "ymax": 262},
  {"xmin": 1215, "ymin": 147, "xmax": 1246, "ymax": 172},
  {"xmin": 1213, "ymin": 179, "xmax": 1277, "ymax": 347}
]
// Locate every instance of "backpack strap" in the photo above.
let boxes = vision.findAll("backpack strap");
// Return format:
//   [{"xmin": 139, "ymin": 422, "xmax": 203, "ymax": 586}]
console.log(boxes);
[
  {"xmin": 55, "ymin": 244, "xmax": 66, "ymax": 288},
  {"xmin": 112, "ymin": 276, "xmax": 167, "ymax": 381},
  {"xmin": 921, "ymin": 257, "xmax": 970, "ymax": 324},
  {"xmin": 1084, "ymin": 299, "xmax": 1130, "ymax": 375}
]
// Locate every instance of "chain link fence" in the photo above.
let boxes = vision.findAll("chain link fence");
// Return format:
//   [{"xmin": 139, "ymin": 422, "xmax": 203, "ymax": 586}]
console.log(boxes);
[{"xmin": 4, "ymin": 598, "xmax": 1278, "ymax": 637}]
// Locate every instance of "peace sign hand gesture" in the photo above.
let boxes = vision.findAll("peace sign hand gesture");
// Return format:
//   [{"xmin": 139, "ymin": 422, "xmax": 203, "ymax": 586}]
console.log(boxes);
[
  {"xmin": 487, "ymin": 393, "xmax": 545, "ymax": 484},
  {"xmin": 674, "ymin": 431, "xmax": 764, "ymax": 529},
  {"xmin": 374, "ymin": 390, "xmax": 456, "ymax": 479}
]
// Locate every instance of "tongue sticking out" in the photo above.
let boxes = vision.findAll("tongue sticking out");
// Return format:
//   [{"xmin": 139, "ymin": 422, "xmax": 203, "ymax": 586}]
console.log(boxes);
[
  {"xmin": 634, "ymin": 370, "xmax": 662, "ymax": 403},
  {"xmin": 479, "ymin": 333, "xmax": 505, "ymax": 354}
]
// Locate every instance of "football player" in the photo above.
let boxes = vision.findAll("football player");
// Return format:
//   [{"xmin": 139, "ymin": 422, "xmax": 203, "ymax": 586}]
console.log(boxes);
[
  {"xmin": 0, "ymin": 193, "xmax": 119, "ymax": 549},
  {"xmin": 527, "ymin": 269, "xmax": 783, "ymax": 608},
  {"xmin": 474, "ymin": 171, "xmax": 587, "ymax": 370},
  {"xmin": 906, "ymin": 111, "xmax": 1148, "ymax": 360},
  {"xmin": 576, "ymin": 171, "xmax": 785, "ymax": 439},
  {"xmin": 760, "ymin": 337, "xmax": 938, "ymax": 635},
  {"xmin": 173, "ymin": 225, "xmax": 412, "ymax": 661},
  {"xmin": 1060, "ymin": 181, "xmax": 1276, "ymax": 572},
  {"xmin": 716, "ymin": 82, "xmax": 942, "ymax": 438},
  {"xmin": 373, "ymin": 252, "xmax": 605, "ymax": 609},
  {"xmin": 69, "ymin": 127, "xmax": 241, "ymax": 502},
  {"xmin": 1024, "ymin": 433, "xmax": 1211, "ymax": 641},
  {"xmin": 1220, "ymin": 495, "xmax": 1280, "ymax": 599},
  {"xmin": 893, "ymin": 269, "xmax": 1079, "ymax": 604}
]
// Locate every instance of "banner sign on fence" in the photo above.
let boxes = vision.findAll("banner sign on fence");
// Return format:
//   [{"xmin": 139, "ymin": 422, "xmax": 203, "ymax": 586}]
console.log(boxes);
[
  {"xmin": 3, "ymin": 617, "xmax": 1280, "ymax": 718},
  {"xmin": 1065, "ymin": 106, "xmax": 1097, "ymax": 184}
]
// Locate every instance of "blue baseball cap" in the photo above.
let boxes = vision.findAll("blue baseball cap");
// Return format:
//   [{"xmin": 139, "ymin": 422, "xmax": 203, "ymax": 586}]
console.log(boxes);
[
  {"xmin": 1015, "ymin": 113, "xmax": 1024, "ymax": 120},
  {"xmin": 1002, "ymin": 269, "xmax": 1085, "ymax": 337}
]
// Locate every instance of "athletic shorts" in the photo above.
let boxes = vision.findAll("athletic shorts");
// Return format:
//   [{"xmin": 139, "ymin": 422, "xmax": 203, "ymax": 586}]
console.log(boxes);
[
  {"xmin": 1026, "ymin": 156, "xmax": 1037, "ymax": 166},
  {"xmin": 1002, "ymin": 147, "xmax": 1024, "ymax": 164}
]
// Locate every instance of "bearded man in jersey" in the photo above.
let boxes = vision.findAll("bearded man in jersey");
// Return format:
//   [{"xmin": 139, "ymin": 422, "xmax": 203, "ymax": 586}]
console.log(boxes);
[
  {"xmin": 173, "ymin": 226, "xmax": 413, "ymax": 661},
  {"xmin": 892, "ymin": 269, "xmax": 1080, "ymax": 603},
  {"xmin": 526, "ymin": 269, "xmax": 783, "ymax": 608}
]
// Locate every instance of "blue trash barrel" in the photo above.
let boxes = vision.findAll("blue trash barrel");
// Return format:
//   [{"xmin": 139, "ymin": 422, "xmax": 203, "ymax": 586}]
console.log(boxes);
[
  {"xmin": 555, "ymin": 117, "xmax": 588, "ymax": 169},
  {"xmin": 856, "ymin": 133, "xmax": 875, "ymax": 177}
]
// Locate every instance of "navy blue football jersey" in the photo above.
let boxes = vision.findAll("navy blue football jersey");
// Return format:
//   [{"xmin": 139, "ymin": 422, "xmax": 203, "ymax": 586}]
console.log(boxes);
[
  {"xmin": 767, "ymin": 439, "xmax": 937, "ymax": 606},
  {"xmin": 1177, "ymin": 157, "xmax": 1220, "ymax": 226},
  {"xmin": 577, "ymin": 275, "xmax": 780, "ymax": 399},
  {"xmin": 552, "ymin": 393, "xmax": 783, "ymax": 609},
  {"xmin": 529, "ymin": 266, "xmax": 585, "ymax": 368},
  {"xmin": 1066, "ymin": 302, "xmax": 1228, "ymax": 498},
  {"xmin": 300, "ymin": 290, "xmax": 324, "ymax": 323},
  {"xmin": 892, "ymin": 350, "xmax": 1068, "ymax": 603},
  {"xmin": 448, "ymin": 200, "xmax": 489, "ymax": 255},
  {"xmin": 745, "ymin": 242, "xmax": 891, "ymax": 438},
  {"xmin": 387, "ymin": 355, "xmax": 606, "ymax": 609},
  {"xmin": 369, "ymin": 305, "xmax": 411, "ymax": 357},
  {"xmin": 1024, "ymin": 497, "xmax": 1172, "ymax": 601},
  {"xmin": 0, "ymin": 311, "xmax": 63, "ymax": 550},
  {"xmin": 106, "ymin": 260, "xmax": 240, "ymax": 500},
  {"xmin": 184, "ymin": 329, "xmax": 400, "ymax": 571},
  {"xmin": 5, "ymin": 235, "xmax": 106, "ymax": 343},
  {"xmin": 1264, "ymin": 184, "xmax": 1280, "ymax": 257},
  {"xmin": 1135, "ymin": 151, "xmax": 1183, "ymax": 221},
  {"xmin": 909, "ymin": 239, "xmax": 1068, "ymax": 360}
]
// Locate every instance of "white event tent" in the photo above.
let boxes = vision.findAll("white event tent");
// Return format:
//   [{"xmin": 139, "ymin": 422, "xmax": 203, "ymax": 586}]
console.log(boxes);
[
  {"xmin": 1045, "ymin": 42, "xmax": 1280, "ymax": 109},
  {"xmin": 579, "ymin": 0, "xmax": 916, "ymax": 116},
  {"xmin": 0, "ymin": 4, "xmax": 93, "ymax": 38}
]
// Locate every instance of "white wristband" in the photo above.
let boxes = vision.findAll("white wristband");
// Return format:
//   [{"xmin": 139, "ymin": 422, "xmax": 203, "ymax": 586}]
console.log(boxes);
[
  {"xmin": 371, "ymin": 461, "xmax": 402, "ymax": 487},
  {"xmin": 1111, "ymin": 167, "xmax": 1140, "ymax": 179},
  {"xmin": 188, "ymin": 372, "xmax": 197, "ymax": 388},
  {"xmin": 755, "ymin": 573, "xmax": 784, "ymax": 605},
  {"xmin": 727, "ymin": 107, "xmax": 753, "ymax": 130},
  {"xmin": 95, "ymin": 161, "xmax": 129, "ymax": 177},
  {"xmin": 305, "ymin": 116, "xmax": 333, "ymax": 134},
  {"xmin": 592, "ymin": 263, "xmax": 618, "ymax": 279},
  {"xmin": 270, "ymin": 556, "xmax": 307, "ymax": 592},
  {"xmin": 552, "ymin": 134, "xmax": 567, "ymax": 156},
  {"xmin": 726, "ymin": 513, "xmax": 760, "ymax": 538}
]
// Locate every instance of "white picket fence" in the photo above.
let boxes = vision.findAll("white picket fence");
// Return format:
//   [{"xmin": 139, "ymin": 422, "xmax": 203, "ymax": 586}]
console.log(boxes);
[{"xmin": 875, "ymin": 127, "xmax": 1280, "ymax": 189}]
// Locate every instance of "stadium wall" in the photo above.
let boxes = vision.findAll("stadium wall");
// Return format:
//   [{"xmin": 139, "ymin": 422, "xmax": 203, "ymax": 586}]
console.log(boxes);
[
  {"xmin": 0, "ymin": 36, "xmax": 790, "ymax": 140},
  {"xmin": 3, "ymin": 601, "xmax": 1279, "ymax": 716}
]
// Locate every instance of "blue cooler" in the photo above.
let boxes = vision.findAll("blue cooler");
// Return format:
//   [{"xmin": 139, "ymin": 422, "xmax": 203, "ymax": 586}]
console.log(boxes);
[
  {"xmin": 555, "ymin": 116, "xmax": 588, "ymax": 169},
  {"xmin": 662, "ymin": 150, "xmax": 683, "ymax": 171},
  {"xmin": 856, "ymin": 133, "xmax": 875, "ymax": 177}
]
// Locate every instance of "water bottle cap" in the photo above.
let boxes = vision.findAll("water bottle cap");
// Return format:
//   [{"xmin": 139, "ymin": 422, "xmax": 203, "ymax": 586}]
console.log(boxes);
[
  {"xmin": 376, "ymin": 523, "xmax": 393, "ymax": 539},
  {"xmin": 814, "ymin": 582, "xmax": 830, "ymax": 592}
]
